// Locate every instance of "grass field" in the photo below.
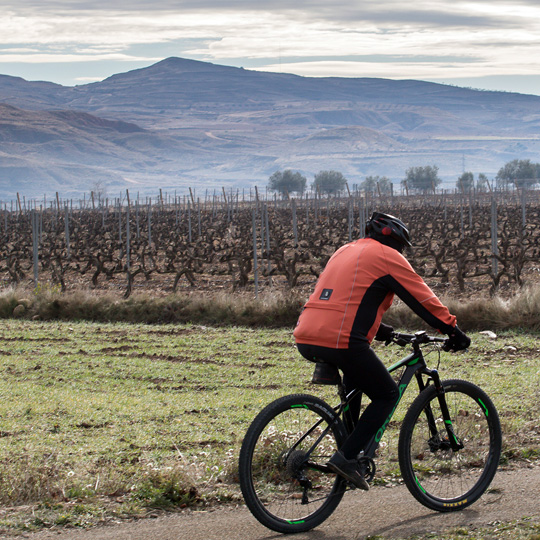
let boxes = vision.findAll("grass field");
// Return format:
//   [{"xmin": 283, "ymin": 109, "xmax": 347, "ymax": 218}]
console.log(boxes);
[{"xmin": 0, "ymin": 320, "xmax": 539, "ymax": 536}]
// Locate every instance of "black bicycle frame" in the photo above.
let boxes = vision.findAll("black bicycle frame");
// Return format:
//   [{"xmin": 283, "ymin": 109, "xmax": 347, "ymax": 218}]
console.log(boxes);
[
  {"xmin": 338, "ymin": 344, "xmax": 463, "ymax": 459},
  {"xmin": 301, "ymin": 339, "xmax": 462, "ymax": 473}
]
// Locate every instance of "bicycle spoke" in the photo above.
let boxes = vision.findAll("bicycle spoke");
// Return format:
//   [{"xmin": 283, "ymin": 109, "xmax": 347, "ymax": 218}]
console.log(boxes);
[
  {"xmin": 239, "ymin": 394, "xmax": 347, "ymax": 533},
  {"xmin": 400, "ymin": 379, "xmax": 501, "ymax": 511},
  {"xmin": 251, "ymin": 408, "xmax": 338, "ymax": 519}
]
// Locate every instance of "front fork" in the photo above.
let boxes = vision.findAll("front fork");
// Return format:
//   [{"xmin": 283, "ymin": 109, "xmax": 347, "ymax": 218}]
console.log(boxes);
[{"xmin": 419, "ymin": 369, "xmax": 464, "ymax": 452}]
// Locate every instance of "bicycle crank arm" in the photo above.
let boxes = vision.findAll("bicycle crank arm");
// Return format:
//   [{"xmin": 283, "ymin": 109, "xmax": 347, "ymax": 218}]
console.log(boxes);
[{"xmin": 306, "ymin": 462, "xmax": 333, "ymax": 474}]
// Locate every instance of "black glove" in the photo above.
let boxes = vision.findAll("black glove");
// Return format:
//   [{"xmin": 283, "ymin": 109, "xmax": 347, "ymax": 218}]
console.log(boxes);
[
  {"xmin": 375, "ymin": 322, "xmax": 394, "ymax": 343},
  {"xmin": 443, "ymin": 326, "xmax": 471, "ymax": 352}
]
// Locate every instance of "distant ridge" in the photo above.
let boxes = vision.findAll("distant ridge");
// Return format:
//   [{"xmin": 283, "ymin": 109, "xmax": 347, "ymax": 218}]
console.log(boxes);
[{"xmin": 1, "ymin": 57, "xmax": 540, "ymax": 199}]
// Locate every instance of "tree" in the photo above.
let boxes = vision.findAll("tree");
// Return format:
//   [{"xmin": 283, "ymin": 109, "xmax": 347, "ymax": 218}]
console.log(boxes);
[
  {"xmin": 360, "ymin": 175, "xmax": 392, "ymax": 195},
  {"xmin": 312, "ymin": 170, "xmax": 347, "ymax": 195},
  {"xmin": 476, "ymin": 173, "xmax": 489, "ymax": 192},
  {"xmin": 91, "ymin": 180, "xmax": 108, "ymax": 202},
  {"xmin": 496, "ymin": 159, "xmax": 539, "ymax": 189},
  {"xmin": 457, "ymin": 172, "xmax": 474, "ymax": 192},
  {"xmin": 403, "ymin": 165, "xmax": 441, "ymax": 193},
  {"xmin": 268, "ymin": 170, "xmax": 307, "ymax": 196}
]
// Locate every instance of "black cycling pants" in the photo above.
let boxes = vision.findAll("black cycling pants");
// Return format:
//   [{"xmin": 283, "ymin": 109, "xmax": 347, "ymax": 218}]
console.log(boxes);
[{"xmin": 297, "ymin": 342, "xmax": 399, "ymax": 460}]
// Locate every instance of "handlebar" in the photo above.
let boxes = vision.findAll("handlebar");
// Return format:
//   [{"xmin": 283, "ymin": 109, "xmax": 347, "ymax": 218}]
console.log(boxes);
[{"xmin": 391, "ymin": 330, "xmax": 447, "ymax": 348}]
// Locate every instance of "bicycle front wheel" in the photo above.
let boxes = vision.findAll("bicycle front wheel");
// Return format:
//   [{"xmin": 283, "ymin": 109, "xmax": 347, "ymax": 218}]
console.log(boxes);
[
  {"xmin": 238, "ymin": 394, "xmax": 347, "ymax": 533},
  {"xmin": 399, "ymin": 379, "xmax": 502, "ymax": 512}
]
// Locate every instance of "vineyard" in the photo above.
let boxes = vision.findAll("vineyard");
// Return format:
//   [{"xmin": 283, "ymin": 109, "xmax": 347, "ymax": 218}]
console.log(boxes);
[{"xmin": 1, "ymin": 189, "xmax": 540, "ymax": 299}]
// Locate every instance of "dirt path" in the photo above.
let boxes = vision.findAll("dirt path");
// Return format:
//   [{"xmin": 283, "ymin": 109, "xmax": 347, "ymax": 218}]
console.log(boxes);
[{"xmin": 18, "ymin": 465, "xmax": 540, "ymax": 540}]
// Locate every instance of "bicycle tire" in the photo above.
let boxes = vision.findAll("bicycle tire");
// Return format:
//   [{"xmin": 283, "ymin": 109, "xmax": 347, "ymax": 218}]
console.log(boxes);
[
  {"xmin": 398, "ymin": 379, "xmax": 502, "ymax": 512},
  {"xmin": 239, "ymin": 393, "xmax": 348, "ymax": 533}
]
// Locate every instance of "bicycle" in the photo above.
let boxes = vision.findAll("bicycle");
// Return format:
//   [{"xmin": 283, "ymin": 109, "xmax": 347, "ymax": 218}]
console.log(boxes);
[{"xmin": 238, "ymin": 331, "xmax": 502, "ymax": 534}]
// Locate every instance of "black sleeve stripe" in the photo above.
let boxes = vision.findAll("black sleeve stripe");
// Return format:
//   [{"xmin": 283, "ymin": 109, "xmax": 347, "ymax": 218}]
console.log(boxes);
[{"xmin": 380, "ymin": 275, "xmax": 455, "ymax": 334}]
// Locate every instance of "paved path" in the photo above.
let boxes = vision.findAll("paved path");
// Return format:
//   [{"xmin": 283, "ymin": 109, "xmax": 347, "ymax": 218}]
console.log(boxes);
[{"xmin": 19, "ymin": 466, "xmax": 540, "ymax": 540}]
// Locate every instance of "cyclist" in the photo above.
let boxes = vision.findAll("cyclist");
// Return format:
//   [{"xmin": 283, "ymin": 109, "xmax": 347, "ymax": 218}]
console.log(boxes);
[{"xmin": 293, "ymin": 212, "xmax": 470, "ymax": 490}]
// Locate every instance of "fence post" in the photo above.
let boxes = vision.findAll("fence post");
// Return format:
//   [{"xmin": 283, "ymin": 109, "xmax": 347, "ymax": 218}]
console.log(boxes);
[
  {"xmin": 126, "ymin": 190, "xmax": 131, "ymax": 272},
  {"xmin": 252, "ymin": 207, "xmax": 259, "ymax": 297},
  {"xmin": 136, "ymin": 199, "xmax": 140, "ymax": 239},
  {"xmin": 264, "ymin": 203, "xmax": 272, "ymax": 286},
  {"xmin": 32, "ymin": 209, "xmax": 39, "ymax": 288},
  {"xmin": 64, "ymin": 204, "xmax": 71, "ymax": 258},
  {"xmin": 118, "ymin": 199, "xmax": 123, "ymax": 259},
  {"xmin": 188, "ymin": 202, "xmax": 192, "ymax": 243},
  {"xmin": 359, "ymin": 198, "xmax": 366, "ymax": 238},
  {"xmin": 521, "ymin": 187, "xmax": 527, "ymax": 230},
  {"xmin": 197, "ymin": 199, "xmax": 202, "ymax": 237},
  {"xmin": 348, "ymin": 198, "xmax": 354, "ymax": 241},
  {"xmin": 491, "ymin": 197, "xmax": 498, "ymax": 277},
  {"xmin": 460, "ymin": 196, "xmax": 464, "ymax": 238},
  {"xmin": 260, "ymin": 200, "xmax": 265, "ymax": 262},
  {"xmin": 39, "ymin": 205, "xmax": 43, "ymax": 244},
  {"xmin": 292, "ymin": 199, "xmax": 298, "ymax": 247},
  {"xmin": 148, "ymin": 199, "xmax": 152, "ymax": 247}
]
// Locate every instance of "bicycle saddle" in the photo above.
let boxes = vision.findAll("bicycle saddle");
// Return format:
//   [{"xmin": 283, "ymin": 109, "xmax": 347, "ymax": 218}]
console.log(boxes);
[{"xmin": 311, "ymin": 362, "xmax": 341, "ymax": 385}]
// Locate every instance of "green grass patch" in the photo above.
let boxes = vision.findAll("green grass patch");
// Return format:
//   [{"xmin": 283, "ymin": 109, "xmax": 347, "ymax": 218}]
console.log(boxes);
[{"xmin": 0, "ymin": 320, "xmax": 539, "ymax": 533}]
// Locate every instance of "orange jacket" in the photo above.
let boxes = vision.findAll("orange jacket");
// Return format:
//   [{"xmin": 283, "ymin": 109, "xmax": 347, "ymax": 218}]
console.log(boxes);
[{"xmin": 293, "ymin": 238, "xmax": 456, "ymax": 348}]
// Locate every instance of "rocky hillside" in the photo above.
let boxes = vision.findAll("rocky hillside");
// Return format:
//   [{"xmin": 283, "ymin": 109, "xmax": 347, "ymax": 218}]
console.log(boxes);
[{"xmin": 1, "ymin": 57, "xmax": 539, "ymax": 199}]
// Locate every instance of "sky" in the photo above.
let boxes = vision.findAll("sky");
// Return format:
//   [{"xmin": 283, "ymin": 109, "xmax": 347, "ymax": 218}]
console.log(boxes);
[{"xmin": 1, "ymin": 1, "xmax": 540, "ymax": 95}]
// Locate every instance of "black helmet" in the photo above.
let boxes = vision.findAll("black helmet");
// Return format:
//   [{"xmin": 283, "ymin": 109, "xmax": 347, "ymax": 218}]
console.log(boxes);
[{"xmin": 365, "ymin": 212, "xmax": 412, "ymax": 248}]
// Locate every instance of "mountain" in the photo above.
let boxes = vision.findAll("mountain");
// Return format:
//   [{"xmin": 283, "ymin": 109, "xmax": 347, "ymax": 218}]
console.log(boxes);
[
  {"xmin": 1, "ymin": 57, "xmax": 540, "ymax": 199},
  {"xmin": 0, "ymin": 102, "xmax": 214, "ymax": 196}
]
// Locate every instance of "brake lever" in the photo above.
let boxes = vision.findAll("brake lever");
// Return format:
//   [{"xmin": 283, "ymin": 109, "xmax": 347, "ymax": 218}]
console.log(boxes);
[{"xmin": 393, "ymin": 337, "xmax": 410, "ymax": 347}]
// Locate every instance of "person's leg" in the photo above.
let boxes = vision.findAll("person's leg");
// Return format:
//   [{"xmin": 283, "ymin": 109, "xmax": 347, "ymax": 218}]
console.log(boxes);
[
  {"xmin": 337, "ymin": 345, "xmax": 399, "ymax": 459},
  {"xmin": 297, "ymin": 342, "xmax": 399, "ymax": 458},
  {"xmin": 297, "ymin": 342, "xmax": 397, "ymax": 490}
]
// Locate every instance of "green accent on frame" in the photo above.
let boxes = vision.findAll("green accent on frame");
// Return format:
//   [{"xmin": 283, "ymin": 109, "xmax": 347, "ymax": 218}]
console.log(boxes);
[
  {"xmin": 388, "ymin": 355, "xmax": 420, "ymax": 373},
  {"xmin": 375, "ymin": 383, "xmax": 408, "ymax": 442}
]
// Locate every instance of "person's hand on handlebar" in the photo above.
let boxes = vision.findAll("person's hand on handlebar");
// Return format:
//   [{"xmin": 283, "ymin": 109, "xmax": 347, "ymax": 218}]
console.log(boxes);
[
  {"xmin": 443, "ymin": 326, "xmax": 471, "ymax": 352},
  {"xmin": 375, "ymin": 322, "xmax": 394, "ymax": 344}
]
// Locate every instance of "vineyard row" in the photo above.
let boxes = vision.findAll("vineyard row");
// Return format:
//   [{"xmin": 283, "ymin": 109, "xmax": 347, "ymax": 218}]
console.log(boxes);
[{"xmin": 1, "ymin": 193, "xmax": 540, "ymax": 298}]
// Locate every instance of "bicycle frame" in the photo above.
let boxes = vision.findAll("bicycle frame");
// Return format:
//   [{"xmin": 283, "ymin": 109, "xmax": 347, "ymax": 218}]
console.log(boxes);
[
  {"xmin": 295, "ymin": 332, "xmax": 463, "ymax": 474},
  {"xmin": 337, "ymin": 336, "xmax": 463, "ymax": 460}
]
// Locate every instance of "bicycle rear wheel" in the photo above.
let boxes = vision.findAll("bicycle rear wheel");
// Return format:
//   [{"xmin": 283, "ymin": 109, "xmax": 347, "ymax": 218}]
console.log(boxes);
[
  {"xmin": 398, "ymin": 379, "xmax": 502, "ymax": 512},
  {"xmin": 239, "ymin": 394, "xmax": 347, "ymax": 533}
]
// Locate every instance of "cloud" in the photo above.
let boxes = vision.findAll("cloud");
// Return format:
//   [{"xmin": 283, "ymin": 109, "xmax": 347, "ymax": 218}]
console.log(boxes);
[{"xmin": 1, "ymin": 0, "xmax": 540, "ymax": 88}]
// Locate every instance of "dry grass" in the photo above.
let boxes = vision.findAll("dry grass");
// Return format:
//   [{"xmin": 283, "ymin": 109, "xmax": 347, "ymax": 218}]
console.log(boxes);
[
  {"xmin": 2, "ymin": 283, "xmax": 540, "ymax": 332},
  {"xmin": 0, "ymin": 286, "xmax": 305, "ymax": 327}
]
